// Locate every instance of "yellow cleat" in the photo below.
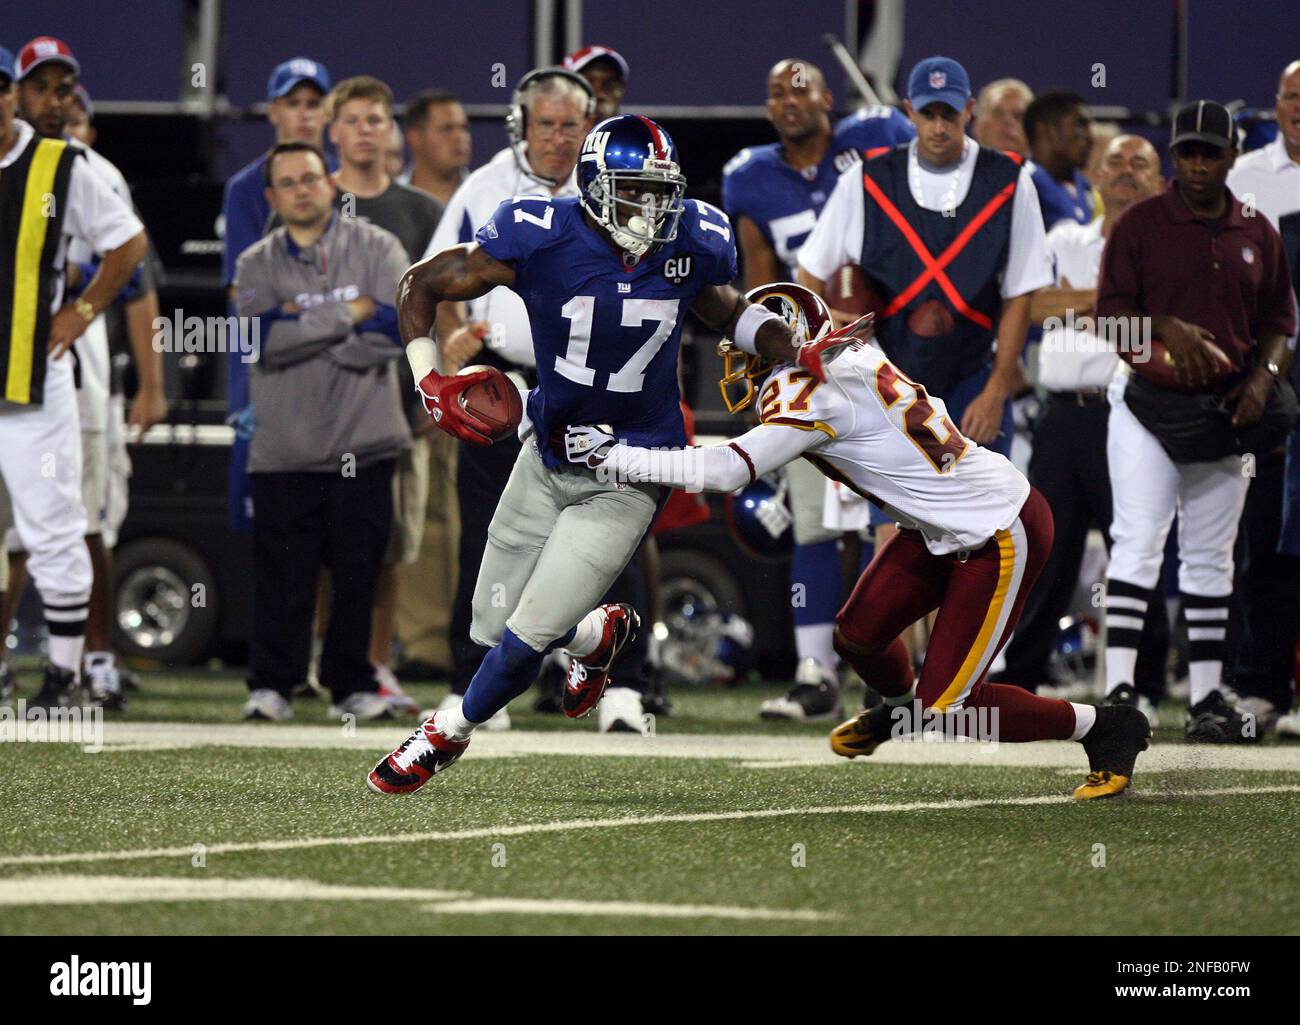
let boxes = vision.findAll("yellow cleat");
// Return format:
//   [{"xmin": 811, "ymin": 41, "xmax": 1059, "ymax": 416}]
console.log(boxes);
[
  {"xmin": 830, "ymin": 711, "xmax": 882, "ymax": 759},
  {"xmin": 1072, "ymin": 770, "xmax": 1132, "ymax": 800}
]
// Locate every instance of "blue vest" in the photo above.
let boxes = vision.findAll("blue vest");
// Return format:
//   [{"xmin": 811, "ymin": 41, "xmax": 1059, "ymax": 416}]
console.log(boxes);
[{"xmin": 859, "ymin": 145, "xmax": 1020, "ymax": 397}]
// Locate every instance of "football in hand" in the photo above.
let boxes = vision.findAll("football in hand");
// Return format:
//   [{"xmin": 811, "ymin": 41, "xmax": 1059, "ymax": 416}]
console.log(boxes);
[
  {"xmin": 457, "ymin": 365, "xmax": 524, "ymax": 442},
  {"xmin": 1132, "ymin": 337, "xmax": 1235, "ymax": 392}
]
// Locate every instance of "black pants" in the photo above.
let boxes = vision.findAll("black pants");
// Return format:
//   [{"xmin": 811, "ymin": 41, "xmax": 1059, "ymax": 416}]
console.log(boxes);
[
  {"xmin": 449, "ymin": 436, "xmax": 650, "ymax": 695},
  {"xmin": 1226, "ymin": 450, "xmax": 1299, "ymax": 710},
  {"xmin": 992, "ymin": 398, "xmax": 1169, "ymax": 698},
  {"xmin": 248, "ymin": 460, "xmax": 394, "ymax": 702}
]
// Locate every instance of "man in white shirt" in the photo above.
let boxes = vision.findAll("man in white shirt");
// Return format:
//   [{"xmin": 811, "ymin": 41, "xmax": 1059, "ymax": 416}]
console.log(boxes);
[
  {"xmin": 799, "ymin": 56, "xmax": 1051, "ymax": 455},
  {"xmin": 419, "ymin": 68, "xmax": 595, "ymax": 727},
  {"xmin": 988, "ymin": 135, "xmax": 1169, "ymax": 719},
  {"xmin": 0, "ymin": 46, "xmax": 147, "ymax": 710},
  {"xmin": 1225, "ymin": 59, "xmax": 1300, "ymax": 736},
  {"xmin": 6, "ymin": 39, "xmax": 166, "ymax": 710},
  {"xmin": 1227, "ymin": 61, "xmax": 1300, "ymax": 226}
]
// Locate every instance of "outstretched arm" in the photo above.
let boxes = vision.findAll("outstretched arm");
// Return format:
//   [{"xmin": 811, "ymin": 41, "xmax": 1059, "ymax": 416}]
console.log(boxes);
[
  {"xmin": 567, "ymin": 421, "xmax": 822, "ymax": 493},
  {"xmin": 397, "ymin": 243, "xmax": 515, "ymax": 344}
]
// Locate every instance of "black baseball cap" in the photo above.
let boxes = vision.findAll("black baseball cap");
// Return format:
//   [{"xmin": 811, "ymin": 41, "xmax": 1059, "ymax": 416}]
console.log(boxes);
[{"xmin": 1170, "ymin": 100, "xmax": 1235, "ymax": 150}]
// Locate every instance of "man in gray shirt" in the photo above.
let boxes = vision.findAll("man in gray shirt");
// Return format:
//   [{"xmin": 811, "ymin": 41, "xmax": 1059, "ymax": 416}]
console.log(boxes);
[{"xmin": 234, "ymin": 141, "xmax": 410, "ymax": 722}]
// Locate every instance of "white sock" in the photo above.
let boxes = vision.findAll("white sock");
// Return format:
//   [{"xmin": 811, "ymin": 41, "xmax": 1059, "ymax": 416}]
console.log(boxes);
[
  {"xmin": 434, "ymin": 704, "xmax": 476, "ymax": 741},
  {"xmin": 49, "ymin": 635, "xmax": 85, "ymax": 679},
  {"xmin": 794, "ymin": 623, "xmax": 837, "ymax": 669},
  {"xmin": 1070, "ymin": 702, "xmax": 1097, "ymax": 740},
  {"xmin": 1103, "ymin": 647, "xmax": 1138, "ymax": 696},
  {"xmin": 1188, "ymin": 661, "xmax": 1222, "ymax": 707},
  {"xmin": 565, "ymin": 609, "xmax": 605, "ymax": 658},
  {"xmin": 885, "ymin": 686, "xmax": 917, "ymax": 707},
  {"xmin": 86, "ymin": 650, "xmax": 115, "ymax": 667}
]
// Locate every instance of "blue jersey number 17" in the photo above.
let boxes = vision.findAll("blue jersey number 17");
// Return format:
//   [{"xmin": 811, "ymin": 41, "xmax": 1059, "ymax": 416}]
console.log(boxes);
[{"xmin": 556, "ymin": 296, "xmax": 680, "ymax": 394}]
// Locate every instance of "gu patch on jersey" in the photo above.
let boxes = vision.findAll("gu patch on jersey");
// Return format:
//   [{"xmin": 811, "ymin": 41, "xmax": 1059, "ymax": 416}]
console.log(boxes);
[
  {"xmin": 662, "ymin": 255, "xmax": 692, "ymax": 284},
  {"xmin": 833, "ymin": 147, "xmax": 863, "ymax": 174}
]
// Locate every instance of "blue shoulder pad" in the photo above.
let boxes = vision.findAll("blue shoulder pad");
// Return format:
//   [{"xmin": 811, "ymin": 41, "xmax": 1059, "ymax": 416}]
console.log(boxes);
[
  {"xmin": 833, "ymin": 106, "xmax": 915, "ymax": 151},
  {"xmin": 678, "ymin": 199, "xmax": 738, "ymax": 284},
  {"xmin": 475, "ymin": 195, "xmax": 563, "ymax": 264}
]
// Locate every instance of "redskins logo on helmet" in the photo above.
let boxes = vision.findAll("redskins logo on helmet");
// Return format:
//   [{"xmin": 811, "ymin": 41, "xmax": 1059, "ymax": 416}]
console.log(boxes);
[{"xmin": 717, "ymin": 282, "xmax": 832, "ymax": 414}]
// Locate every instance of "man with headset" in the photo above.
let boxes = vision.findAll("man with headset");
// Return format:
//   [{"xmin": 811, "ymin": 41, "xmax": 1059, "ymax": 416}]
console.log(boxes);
[{"xmin": 419, "ymin": 67, "xmax": 595, "ymax": 729}]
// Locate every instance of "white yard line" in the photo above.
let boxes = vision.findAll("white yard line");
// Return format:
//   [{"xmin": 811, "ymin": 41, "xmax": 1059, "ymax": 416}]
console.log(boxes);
[
  {"xmin": 2, "ymin": 785, "xmax": 1295, "ymax": 870},
  {"xmin": 73, "ymin": 721, "xmax": 1300, "ymax": 773},
  {"xmin": 0, "ymin": 874, "xmax": 832, "ymax": 921}
]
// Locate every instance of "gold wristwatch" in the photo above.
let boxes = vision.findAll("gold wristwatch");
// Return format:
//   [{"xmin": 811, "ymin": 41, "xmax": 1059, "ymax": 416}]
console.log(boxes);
[{"xmin": 72, "ymin": 298, "xmax": 96, "ymax": 324}]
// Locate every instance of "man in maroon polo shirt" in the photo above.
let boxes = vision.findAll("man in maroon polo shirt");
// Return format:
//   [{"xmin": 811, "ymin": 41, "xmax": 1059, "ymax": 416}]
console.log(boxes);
[{"xmin": 1096, "ymin": 100, "xmax": 1297, "ymax": 743}]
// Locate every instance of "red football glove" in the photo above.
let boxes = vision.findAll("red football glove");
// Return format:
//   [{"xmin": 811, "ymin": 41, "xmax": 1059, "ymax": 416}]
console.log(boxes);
[
  {"xmin": 416, "ymin": 369, "xmax": 493, "ymax": 446},
  {"xmin": 796, "ymin": 312, "xmax": 876, "ymax": 382}
]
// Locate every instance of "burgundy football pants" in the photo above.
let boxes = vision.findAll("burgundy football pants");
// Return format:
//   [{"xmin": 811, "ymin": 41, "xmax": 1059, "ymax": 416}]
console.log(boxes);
[{"xmin": 834, "ymin": 487, "xmax": 1077, "ymax": 741}]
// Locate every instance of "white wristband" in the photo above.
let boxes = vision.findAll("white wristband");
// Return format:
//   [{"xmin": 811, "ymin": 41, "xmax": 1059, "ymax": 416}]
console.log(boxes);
[{"xmin": 732, "ymin": 302, "xmax": 784, "ymax": 356}]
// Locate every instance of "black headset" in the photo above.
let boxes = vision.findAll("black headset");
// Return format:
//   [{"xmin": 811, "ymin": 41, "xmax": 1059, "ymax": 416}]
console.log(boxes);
[{"xmin": 505, "ymin": 67, "xmax": 596, "ymax": 187}]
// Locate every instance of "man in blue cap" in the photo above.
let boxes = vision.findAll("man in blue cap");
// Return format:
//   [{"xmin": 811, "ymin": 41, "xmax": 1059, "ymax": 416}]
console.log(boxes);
[
  {"xmin": 801, "ymin": 54, "xmax": 1050, "ymax": 453},
  {"xmin": 219, "ymin": 57, "xmax": 332, "ymax": 532}
]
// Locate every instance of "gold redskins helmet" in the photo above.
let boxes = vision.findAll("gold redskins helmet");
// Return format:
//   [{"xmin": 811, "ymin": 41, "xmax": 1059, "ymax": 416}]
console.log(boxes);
[{"xmin": 718, "ymin": 282, "xmax": 833, "ymax": 414}]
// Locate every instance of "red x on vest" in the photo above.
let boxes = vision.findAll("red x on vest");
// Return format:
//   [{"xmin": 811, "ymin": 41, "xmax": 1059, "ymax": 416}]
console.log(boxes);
[{"xmin": 861, "ymin": 168, "xmax": 1017, "ymax": 331}]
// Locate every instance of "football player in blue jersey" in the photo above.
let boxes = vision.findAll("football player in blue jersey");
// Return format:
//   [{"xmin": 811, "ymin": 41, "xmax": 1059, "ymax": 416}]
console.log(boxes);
[
  {"xmin": 369, "ymin": 114, "xmax": 871, "ymax": 792},
  {"xmin": 722, "ymin": 59, "xmax": 913, "ymax": 284},
  {"xmin": 721, "ymin": 60, "xmax": 913, "ymax": 722}
]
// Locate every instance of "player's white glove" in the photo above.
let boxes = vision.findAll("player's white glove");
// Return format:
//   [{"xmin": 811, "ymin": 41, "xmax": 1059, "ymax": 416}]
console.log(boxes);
[{"xmin": 565, "ymin": 424, "xmax": 616, "ymax": 468}]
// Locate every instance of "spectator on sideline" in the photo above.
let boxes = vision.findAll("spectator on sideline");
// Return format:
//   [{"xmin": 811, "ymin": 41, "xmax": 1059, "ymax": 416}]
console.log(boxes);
[
  {"xmin": 1096, "ymin": 100, "xmax": 1296, "ymax": 743},
  {"xmin": 1025, "ymin": 90, "xmax": 1095, "ymax": 228},
  {"xmin": 234, "ymin": 142, "xmax": 410, "ymax": 723},
  {"xmin": 324, "ymin": 75, "xmax": 443, "ymax": 712},
  {"xmin": 400, "ymin": 89, "xmax": 471, "ymax": 206},
  {"xmin": 1224, "ymin": 59, "xmax": 1300, "ymax": 735},
  {"xmin": 563, "ymin": 45, "xmax": 628, "ymax": 122},
  {"xmin": 973, "ymin": 78, "xmax": 1033, "ymax": 157},
  {"xmin": 219, "ymin": 57, "xmax": 331, "ymax": 534},
  {"xmin": 3, "ymin": 37, "xmax": 166, "ymax": 711}
]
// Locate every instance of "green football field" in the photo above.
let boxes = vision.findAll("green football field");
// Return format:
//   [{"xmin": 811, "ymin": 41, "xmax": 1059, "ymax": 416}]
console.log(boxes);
[{"xmin": 2, "ymin": 669, "xmax": 1297, "ymax": 936}]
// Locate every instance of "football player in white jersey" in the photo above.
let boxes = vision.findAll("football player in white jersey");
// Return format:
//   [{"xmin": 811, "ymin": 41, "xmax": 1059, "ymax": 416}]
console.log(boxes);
[{"xmin": 566, "ymin": 284, "xmax": 1151, "ymax": 800}]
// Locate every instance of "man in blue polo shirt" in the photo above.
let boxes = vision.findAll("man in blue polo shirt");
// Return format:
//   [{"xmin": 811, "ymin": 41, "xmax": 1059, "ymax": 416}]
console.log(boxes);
[
  {"xmin": 220, "ymin": 57, "xmax": 332, "ymax": 531},
  {"xmin": 1024, "ymin": 90, "xmax": 1094, "ymax": 229}
]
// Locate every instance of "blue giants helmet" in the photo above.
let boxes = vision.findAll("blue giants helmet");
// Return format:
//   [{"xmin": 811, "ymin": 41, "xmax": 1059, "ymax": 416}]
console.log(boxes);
[{"xmin": 578, "ymin": 114, "xmax": 687, "ymax": 261}]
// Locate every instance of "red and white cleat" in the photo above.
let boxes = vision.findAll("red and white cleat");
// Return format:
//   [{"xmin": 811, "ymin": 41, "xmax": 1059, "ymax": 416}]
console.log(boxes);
[
  {"xmin": 366, "ymin": 717, "xmax": 470, "ymax": 794},
  {"xmin": 563, "ymin": 603, "xmax": 641, "ymax": 719}
]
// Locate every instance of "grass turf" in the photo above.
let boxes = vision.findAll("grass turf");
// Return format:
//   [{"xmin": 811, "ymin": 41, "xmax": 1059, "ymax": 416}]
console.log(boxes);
[{"xmin": 1, "ymin": 668, "xmax": 1297, "ymax": 935}]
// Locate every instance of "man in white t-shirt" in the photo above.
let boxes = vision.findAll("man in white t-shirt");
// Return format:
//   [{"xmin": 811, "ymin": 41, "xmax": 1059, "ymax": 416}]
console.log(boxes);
[
  {"xmin": 5, "ymin": 39, "xmax": 166, "ymax": 710},
  {"xmin": 988, "ymin": 135, "xmax": 1169, "ymax": 718}
]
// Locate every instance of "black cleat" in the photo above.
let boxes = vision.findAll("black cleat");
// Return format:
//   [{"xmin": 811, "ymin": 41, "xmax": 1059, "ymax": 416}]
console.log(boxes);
[
  {"xmin": 761, "ymin": 659, "xmax": 842, "ymax": 721},
  {"xmin": 27, "ymin": 664, "xmax": 82, "ymax": 714},
  {"xmin": 1074, "ymin": 704, "xmax": 1151, "ymax": 800},
  {"xmin": 1185, "ymin": 691, "xmax": 1257, "ymax": 744}
]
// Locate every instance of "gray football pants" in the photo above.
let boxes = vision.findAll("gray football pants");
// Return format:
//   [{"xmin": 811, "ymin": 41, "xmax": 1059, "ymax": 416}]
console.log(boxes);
[{"xmin": 470, "ymin": 440, "xmax": 659, "ymax": 653}]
